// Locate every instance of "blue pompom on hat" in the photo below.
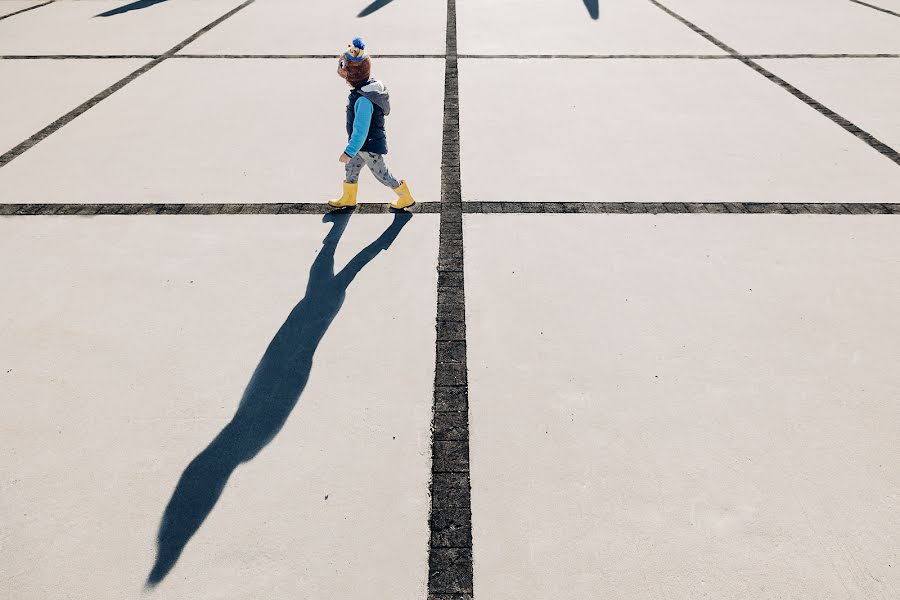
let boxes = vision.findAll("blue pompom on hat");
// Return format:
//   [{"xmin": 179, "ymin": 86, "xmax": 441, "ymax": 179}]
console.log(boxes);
[
  {"xmin": 341, "ymin": 37, "xmax": 371, "ymax": 85},
  {"xmin": 343, "ymin": 37, "xmax": 368, "ymax": 61}
]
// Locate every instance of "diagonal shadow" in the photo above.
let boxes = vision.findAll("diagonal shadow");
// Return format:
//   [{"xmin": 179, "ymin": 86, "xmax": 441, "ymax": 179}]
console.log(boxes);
[
  {"xmin": 358, "ymin": 0, "xmax": 396, "ymax": 18},
  {"xmin": 96, "ymin": 0, "xmax": 170, "ymax": 18},
  {"xmin": 583, "ymin": 0, "xmax": 599, "ymax": 20},
  {"xmin": 146, "ymin": 211, "xmax": 412, "ymax": 587}
]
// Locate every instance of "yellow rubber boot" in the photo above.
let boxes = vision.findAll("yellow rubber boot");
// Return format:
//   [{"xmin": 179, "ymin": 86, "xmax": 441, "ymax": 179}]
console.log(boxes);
[
  {"xmin": 328, "ymin": 182, "xmax": 358, "ymax": 208},
  {"xmin": 390, "ymin": 180, "xmax": 415, "ymax": 210}
]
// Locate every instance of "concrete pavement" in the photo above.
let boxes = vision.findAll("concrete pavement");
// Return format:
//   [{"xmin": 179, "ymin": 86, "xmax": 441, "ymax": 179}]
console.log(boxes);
[{"xmin": 1, "ymin": 0, "xmax": 899, "ymax": 598}]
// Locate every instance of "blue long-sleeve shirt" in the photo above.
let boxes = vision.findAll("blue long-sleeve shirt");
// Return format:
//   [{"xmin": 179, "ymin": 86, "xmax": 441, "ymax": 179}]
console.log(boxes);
[{"xmin": 344, "ymin": 96, "xmax": 374, "ymax": 158}]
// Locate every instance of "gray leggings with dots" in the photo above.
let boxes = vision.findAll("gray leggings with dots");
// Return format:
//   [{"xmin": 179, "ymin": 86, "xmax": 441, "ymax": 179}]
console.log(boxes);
[{"xmin": 344, "ymin": 151, "xmax": 401, "ymax": 189}]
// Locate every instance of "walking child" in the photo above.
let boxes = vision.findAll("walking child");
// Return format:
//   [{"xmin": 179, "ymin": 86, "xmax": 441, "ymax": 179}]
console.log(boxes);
[{"xmin": 328, "ymin": 38, "xmax": 416, "ymax": 210}]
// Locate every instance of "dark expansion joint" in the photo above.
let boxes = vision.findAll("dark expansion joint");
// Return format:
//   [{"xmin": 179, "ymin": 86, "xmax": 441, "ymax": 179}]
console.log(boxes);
[{"xmin": 428, "ymin": 0, "xmax": 474, "ymax": 599}]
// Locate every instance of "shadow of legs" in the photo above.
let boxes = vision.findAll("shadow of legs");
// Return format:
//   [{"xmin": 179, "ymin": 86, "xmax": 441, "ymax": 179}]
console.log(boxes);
[{"xmin": 147, "ymin": 212, "xmax": 412, "ymax": 586}]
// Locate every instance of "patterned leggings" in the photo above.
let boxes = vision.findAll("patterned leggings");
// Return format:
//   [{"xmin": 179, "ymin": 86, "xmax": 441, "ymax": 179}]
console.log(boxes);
[{"xmin": 344, "ymin": 151, "xmax": 401, "ymax": 189}]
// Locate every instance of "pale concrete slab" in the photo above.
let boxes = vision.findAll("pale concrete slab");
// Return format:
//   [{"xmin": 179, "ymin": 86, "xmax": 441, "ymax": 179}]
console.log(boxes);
[
  {"xmin": 0, "ymin": 58, "xmax": 147, "ymax": 154},
  {"xmin": 457, "ymin": 0, "xmax": 724, "ymax": 55},
  {"xmin": 0, "ymin": 0, "xmax": 243, "ymax": 55},
  {"xmin": 183, "ymin": 0, "xmax": 447, "ymax": 55},
  {"xmin": 663, "ymin": 0, "xmax": 900, "ymax": 54},
  {"xmin": 0, "ymin": 213, "xmax": 437, "ymax": 599},
  {"xmin": 459, "ymin": 59, "xmax": 900, "ymax": 203},
  {"xmin": 466, "ymin": 214, "xmax": 900, "ymax": 600},
  {"xmin": 0, "ymin": 1, "xmax": 44, "ymax": 19},
  {"xmin": 758, "ymin": 58, "xmax": 900, "ymax": 151},
  {"xmin": 0, "ymin": 58, "xmax": 443, "ymax": 204}
]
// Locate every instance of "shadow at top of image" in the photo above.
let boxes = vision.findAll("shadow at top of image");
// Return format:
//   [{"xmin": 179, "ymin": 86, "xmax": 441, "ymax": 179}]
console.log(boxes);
[
  {"xmin": 358, "ymin": 0, "xmax": 396, "ymax": 18},
  {"xmin": 97, "ymin": 0, "xmax": 170, "ymax": 18},
  {"xmin": 97, "ymin": 0, "xmax": 600, "ymax": 22},
  {"xmin": 359, "ymin": 0, "xmax": 600, "ymax": 19}
]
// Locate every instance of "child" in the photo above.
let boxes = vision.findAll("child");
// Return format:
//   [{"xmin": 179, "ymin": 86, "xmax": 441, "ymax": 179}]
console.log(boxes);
[{"xmin": 328, "ymin": 38, "xmax": 415, "ymax": 210}]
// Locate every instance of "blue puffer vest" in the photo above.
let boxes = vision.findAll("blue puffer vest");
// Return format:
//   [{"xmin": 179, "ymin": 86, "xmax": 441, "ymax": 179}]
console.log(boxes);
[{"xmin": 347, "ymin": 79, "xmax": 389, "ymax": 155}]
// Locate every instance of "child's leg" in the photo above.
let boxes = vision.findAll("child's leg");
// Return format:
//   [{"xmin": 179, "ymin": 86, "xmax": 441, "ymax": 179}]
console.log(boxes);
[
  {"xmin": 362, "ymin": 152, "xmax": 415, "ymax": 209},
  {"xmin": 361, "ymin": 152, "xmax": 402, "ymax": 189},
  {"xmin": 344, "ymin": 154, "xmax": 366, "ymax": 184},
  {"xmin": 328, "ymin": 154, "xmax": 365, "ymax": 207}
]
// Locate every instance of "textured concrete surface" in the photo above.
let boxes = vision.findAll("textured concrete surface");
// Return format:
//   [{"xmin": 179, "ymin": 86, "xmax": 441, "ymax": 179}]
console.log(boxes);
[
  {"xmin": 759, "ymin": 58, "xmax": 900, "ymax": 151},
  {"xmin": 0, "ymin": 58, "xmax": 443, "ymax": 204},
  {"xmin": 0, "ymin": 59, "xmax": 148, "ymax": 154},
  {"xmin": 457, "ymin": 0, "xmax": 723, "ymax": 55},
  {"xmin": 2, "ymin": 0, "xmax": 900, "ymax": 598},
  {"xmin": 459, "ymin": 59, "xmax": 900, "ymax": 203},
  {"xmin": 0, "ymin": 1, "xmax": 45, "ymax": 19},
  {"xmin": 466, "ymin": 214, "xmax": 900, "ymax": 600},
  {"xmin": 662, "ymin": 0, "xmax": 900, "ymax": 54},
  {"xmin": 182, "ymin": 0, "xmax": 447, "ymax": 55},
  {"xmin": 0, "ymin": 0, "xmax": 243, "ymax": 55},
  {"xmin": 0, "ymin": 215, "xmax": 437, "ymax": 599}
]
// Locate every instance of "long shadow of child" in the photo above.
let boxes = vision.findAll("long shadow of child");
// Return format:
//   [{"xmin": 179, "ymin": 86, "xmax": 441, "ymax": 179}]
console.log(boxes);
[{"xmin": 147, "ymin": 210, "xmax": 412, "ymax": 586}]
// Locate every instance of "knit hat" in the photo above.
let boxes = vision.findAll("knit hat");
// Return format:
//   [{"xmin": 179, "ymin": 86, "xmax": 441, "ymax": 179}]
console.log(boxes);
[{"xmin": 340, "ymin": 37, "xmax": 371, "ymax": 86}]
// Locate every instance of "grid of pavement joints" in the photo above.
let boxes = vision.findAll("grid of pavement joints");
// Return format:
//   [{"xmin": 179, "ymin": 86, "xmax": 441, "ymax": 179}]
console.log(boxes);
[
  {"xmin": 646, "ymin": 0, "xmax": 900, "ymax": 167},
  {"xmin": 0, "ymin": 0, "xmax": 259, "ymax": 168},
  {"xmin": 2, "ymin": 1, "xmax": 900, "ymax": 599},
  {"xmin": 0, "ymin": 3, "xmax": 898, "ymax": 172}
]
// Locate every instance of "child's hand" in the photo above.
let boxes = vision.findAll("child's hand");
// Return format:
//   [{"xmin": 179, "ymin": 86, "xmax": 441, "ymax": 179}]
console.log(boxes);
[{"xmin": 339, "ymin": 153, "xmax": 351, "ymax": 164}]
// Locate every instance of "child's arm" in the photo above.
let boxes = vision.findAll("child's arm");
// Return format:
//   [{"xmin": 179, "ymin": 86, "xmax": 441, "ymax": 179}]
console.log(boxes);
[{"xmin": 343, "ymin": 97, "xmax": 374, "ymax": 159}]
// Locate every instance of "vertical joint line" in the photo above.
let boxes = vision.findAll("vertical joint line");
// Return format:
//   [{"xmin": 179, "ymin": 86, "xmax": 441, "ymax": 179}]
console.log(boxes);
[{"xmin": 429, "ymin": 0, "xmax": 473, "ymax": 598}]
